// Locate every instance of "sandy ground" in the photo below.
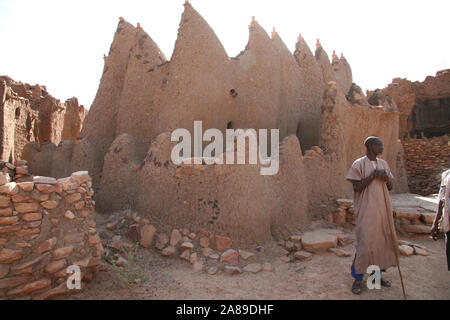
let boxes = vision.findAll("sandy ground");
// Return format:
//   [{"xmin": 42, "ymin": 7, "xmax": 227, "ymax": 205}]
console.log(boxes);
[{"xmin": 69, "ymin": 229, "xmax": 450, "ymax": 300}]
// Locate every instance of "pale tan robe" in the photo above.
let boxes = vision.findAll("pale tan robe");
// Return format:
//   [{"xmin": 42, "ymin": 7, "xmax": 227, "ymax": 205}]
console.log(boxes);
[{"xmin": 346, "ymin": 156, "xmax": 399, "ymax": 274}]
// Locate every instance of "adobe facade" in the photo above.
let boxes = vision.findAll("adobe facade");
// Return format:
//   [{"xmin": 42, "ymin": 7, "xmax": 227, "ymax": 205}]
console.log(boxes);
[{"xmin": 22, "ymin": 2, "xmax": 409, "ymax": 246}]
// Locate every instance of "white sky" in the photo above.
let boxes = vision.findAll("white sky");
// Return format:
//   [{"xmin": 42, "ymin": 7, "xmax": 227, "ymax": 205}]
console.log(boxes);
[{"xmin": 0, "ymin": 0, "xmax": 449, "ymax": 108}]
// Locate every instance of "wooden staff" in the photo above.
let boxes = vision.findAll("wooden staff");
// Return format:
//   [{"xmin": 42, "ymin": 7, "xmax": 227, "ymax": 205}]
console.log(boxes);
[
  {"xmin": 388, "ymin": 210, "xmax": 407, "ymax": 300},
  {"xmin": 392, "ymin": 246, "xmax": 407, "ymax": 300}
]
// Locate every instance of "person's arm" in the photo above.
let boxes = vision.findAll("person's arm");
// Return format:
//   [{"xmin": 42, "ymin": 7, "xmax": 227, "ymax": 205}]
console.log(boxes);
[
  {"xmin": 431, "ymin": 200, "xmax": 443, "ymax": 240},
  {"xmin": 350, "ymin": 171, "xmax": 376, "ymax": 192},
  {"xmin": 384, "ymin": 172, "xmax": 394, "ymax": 191}
]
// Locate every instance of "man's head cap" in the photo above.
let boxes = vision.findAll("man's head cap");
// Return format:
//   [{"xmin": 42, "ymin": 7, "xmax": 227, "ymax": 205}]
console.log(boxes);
[{"xmin": 364, "ymin": 136, "xmax": 382, "ymax": 148}]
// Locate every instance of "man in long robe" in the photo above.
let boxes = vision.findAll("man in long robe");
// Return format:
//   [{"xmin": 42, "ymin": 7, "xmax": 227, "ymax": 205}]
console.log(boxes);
[
  {"xmin": 431, "ymin": 169, "xmax": 450, "ymax": 271},
  {"xmin": 346, "ymin": 136, "xmax": 399, "ymax": 294}
]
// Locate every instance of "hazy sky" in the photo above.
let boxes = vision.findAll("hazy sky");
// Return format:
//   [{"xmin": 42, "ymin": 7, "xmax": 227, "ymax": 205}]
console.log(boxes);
[{"xmin": 0, "ymin": 0, "xmax": 449, "ymax": 108}]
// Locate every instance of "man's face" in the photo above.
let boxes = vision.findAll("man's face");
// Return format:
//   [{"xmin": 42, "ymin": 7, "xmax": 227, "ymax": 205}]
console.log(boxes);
[{"xmin": 371, "ymin": 140, "xmax": 384, "ymax": 155}]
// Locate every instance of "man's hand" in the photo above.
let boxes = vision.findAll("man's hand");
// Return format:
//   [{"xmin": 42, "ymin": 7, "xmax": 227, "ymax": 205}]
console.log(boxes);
[
  {"xmin": 431, "ymin": 223, "xmax": 440, "ymax": 241},
  {"xmin": 374, "ymin": 169, "xmax": 389, "ymax": 182}
]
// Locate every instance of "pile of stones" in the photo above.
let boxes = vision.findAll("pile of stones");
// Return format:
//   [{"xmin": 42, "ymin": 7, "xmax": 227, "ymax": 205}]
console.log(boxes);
[
  {"xmin": 278, "ymin": 230, "xmax": 354, "ymax": 263},
  {"xmin": 102, "ymin": 212, "xmax": 275, "ymax": 276},
  {"xmin": 0, "ymin": 162, "xmax": 105, "ymax": 300},
  {"xmin": 329, "ymin": 199, "xmax": 355, "ymax": 227}
]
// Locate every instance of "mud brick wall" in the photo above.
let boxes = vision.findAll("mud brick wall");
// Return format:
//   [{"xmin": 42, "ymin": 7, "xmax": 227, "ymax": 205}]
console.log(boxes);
[
  {"xmin": 402, "ymin": 135, "xmax": 450, "ymax": 195},
  {"xmin": 0, "ymin": 171, "xmax": 104, "ymax": 300},
  {"xmin": 1, "ymin": 77, "xmax": 87, "ymax": 164}
]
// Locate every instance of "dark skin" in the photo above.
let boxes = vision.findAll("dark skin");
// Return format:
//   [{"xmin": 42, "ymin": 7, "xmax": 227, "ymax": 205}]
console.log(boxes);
[
  {"xmin": 431, "ymin": 200, "xmax": 443, "ymax": 240},
  {"xmin": 350, "ymin": 139, "xmax": 394, "ymax": 193}
]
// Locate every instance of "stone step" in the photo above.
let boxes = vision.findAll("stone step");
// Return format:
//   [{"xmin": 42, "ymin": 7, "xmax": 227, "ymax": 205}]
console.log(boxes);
[
  {"xmin": 420, "ymin": 211, "xmax": 436, "ymax": 226},
  {"xmin": 393, "ymin": 207, "xmax": 421, "ymax": 220},
  {"xmin": 301, "ymin": 232, "xmax": 338, "ymax": 253},
  {"xmin": 403, "ymin": 224, "xmax": 431, "ymax": 234}
]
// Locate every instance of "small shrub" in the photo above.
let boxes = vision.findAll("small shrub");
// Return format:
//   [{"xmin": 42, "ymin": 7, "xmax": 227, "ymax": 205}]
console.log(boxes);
[{"xmin": 111, "ymin": 244, "xmax": 148, "ymax": 288}]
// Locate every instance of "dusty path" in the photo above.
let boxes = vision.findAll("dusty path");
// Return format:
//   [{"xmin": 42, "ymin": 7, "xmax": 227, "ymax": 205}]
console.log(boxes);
[{"xmin": 70, "ymin": 232, "xmax": 450, "ymax": 300}]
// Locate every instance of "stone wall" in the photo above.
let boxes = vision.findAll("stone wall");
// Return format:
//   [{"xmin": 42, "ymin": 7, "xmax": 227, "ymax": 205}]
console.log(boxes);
[
  {"xmin": 402, "ymin": 135, "xmax": 450, "ymax": 195},
  {"xmin": 0, "ymin": 164, "xmax": 104, "ymax": 300}
]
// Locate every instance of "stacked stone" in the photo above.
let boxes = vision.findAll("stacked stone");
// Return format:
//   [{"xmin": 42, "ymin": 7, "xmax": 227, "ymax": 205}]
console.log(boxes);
[
  {"xmin": 394, "ymin": 207, "xmax": 434, "ymax": 234},
  {"xmin": 329, "ymin": 199, "xmax": 354, "ymax": 227},
  {"xmin": 279, "ymin": 231, "xmax": 352, "ymax": 263},
  {"xmin": 402, "ymin": 135, "xmax": 450, "ymax": 195},
  {"xmin": 0, "ymin": 160, "xmax": 31, "ymax": 184},
  {"xmin": 331, "ymin": 198, "xmax": 435, "ymax": 235},
  {"xmin": 0, "ymin": 170, "xmax": 104, "ymax": 300}
]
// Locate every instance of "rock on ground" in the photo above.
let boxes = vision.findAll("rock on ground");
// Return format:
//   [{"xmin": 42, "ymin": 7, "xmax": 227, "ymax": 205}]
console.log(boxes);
[
  {"xmin": 243, "ymin": 263, "xmax": 262, "ymax": 274},
  {"xmin": 293, "ymin": 250, "xmax": 313, "ymax": 261},
  {"xmin": 414, "ymin": 246, "xmax": 430, "ymax": 256},
  {"xmin": 328, "ymin": 248, "xmax": 351, "ymax": 257},
  {"xmin": 140, "ymin": 225, "xmax": 156, "ymax": 248},
  {"xmin": 161, "ymin": 246, "xmax": 176, "ymax": 257},
  {"xmin": 154, "ymin": 233, "xmax": 168, "ymax": 250},
  {"xmin": 220, "ymin": 249, "xmax": 239, "ymax": 265},
  {"xmin": 224, "ymin": 266, "xmax": 242, "ymax": 275},
  {"xmin": 301, "ymin": 232, "xmax": 338, "ymax": 253},
  {"xmin": 398, "ymin": 245, "xmax": 414, "ymax": 256}
]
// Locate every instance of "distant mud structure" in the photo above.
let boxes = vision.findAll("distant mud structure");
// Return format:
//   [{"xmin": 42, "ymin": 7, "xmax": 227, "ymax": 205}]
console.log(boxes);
[
  {"xmin": 0, "ymin": 76, "xmax": 87, "ymax": 165},
  {"xmin": 22, "ymin": 2, "xmax": 410, "ymax": 247},
  {"xmin": 376, "ymin": 69, "xmax": 450, "ymax": 194}
]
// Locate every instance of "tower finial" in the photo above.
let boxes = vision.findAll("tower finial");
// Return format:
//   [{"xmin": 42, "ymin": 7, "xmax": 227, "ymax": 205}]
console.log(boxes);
[
  {"xmin": 119, "ymin": 17, "xmax": 124, "ymax": 22},
  {"xmin": 271, "ymin": 27, "xmax": 277, "ymax": 38},
  {"xmin": 184, "ymin": 0, "xmax": 190, "ymax": 7},
  {"xmin": 297, "ymin": 33, "xmax": 303, "ymax": 42},
  {"xmin": 316, "ymin": 39, "xmax": 321, "ymax": 49},
  {"xmin": 137, "ymin": 23, "xmax": 141, "ymax": 30},
  {"xmin": 332, "ymin": 50, "xmax": 338, "ymax": 61},
  {"xmin": 340, "ymin": 53, "xmax": 345, "ymax": 60},
  {"xmin": 249, "ymin": 16, "xmax": 256, "ymax": 29}
]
